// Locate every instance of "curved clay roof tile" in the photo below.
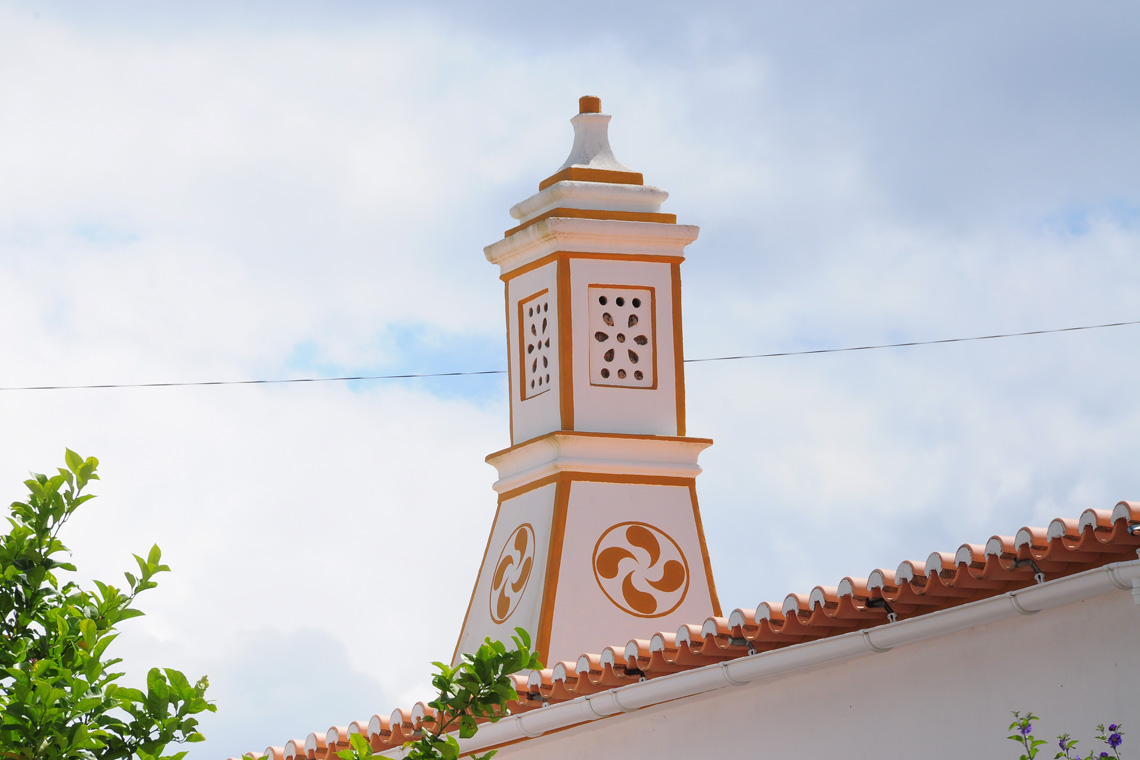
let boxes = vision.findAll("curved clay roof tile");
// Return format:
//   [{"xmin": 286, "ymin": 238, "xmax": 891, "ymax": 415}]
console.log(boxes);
[
  {"xmin": 624, "ymin": 638, "xmax": 652, "ymax": 665},
  {"xmin": 1112, "ymin": 500, "xmax": 1140, "ymax": 524},
  {"xmin": 1014, "ymin": 526, "xmax": 1049, "ymax": 552},
  {"xmin": 366, "ymin": 714, "xmax": 390, "ymax": 742},
  {"xmin": 302, "ymin": 732, "xmax": 326, "ymax": 758},
  {"xmin": 984, "ymin": 535, "xmax": 1017, "ymax": 558},
  {"xmin": 1047, "ymin": 517, "xmax": 1081, "ymax": 541},
  {"xmin": 551, "ymin": 661, "xmax": 576, "ymax": 682},
  {"xmin": 894, "ymin": 560, "xmax": 926, "ymax": 584},
  {"xmin": 1079, "ymin": 508, "xmax": 1114, "ymax": 533},
  {"xmin": 839, "ymin": 576, "xmax": 873, "ymax": 598},
  {"xmin": 954, "ymin": 543, "xmax": 986, "ymax": 567},
  {"xmin": 781, "ymin": 592, "xmax": 811, "ymax": 617},
  {"xmin": 754, "ymin": 601, "xmax": 784, "ymax": 623},
  {"xmin": 649, "ymin": 631, "xmax": 675, "ymax": 653},
  {"xmin": 923, "ymin": 552, "xmax": 956, "ymax": 577}
]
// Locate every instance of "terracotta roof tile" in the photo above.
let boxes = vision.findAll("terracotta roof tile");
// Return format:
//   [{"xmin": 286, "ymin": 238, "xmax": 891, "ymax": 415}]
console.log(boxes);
[
  {"xmin": 365, "ymin": 713, "xmax": 391, "ymax": 746},
  {"xmin": 303, "ymin": 731, "xmax": 326, "ymax": 759},
  {"xmin": 232, "ymin": 501, "xmax": 1140, "ymax": 759},
  {"xmin": 281, "ymin": 739, "xmax": 306, "ymax": 760}
]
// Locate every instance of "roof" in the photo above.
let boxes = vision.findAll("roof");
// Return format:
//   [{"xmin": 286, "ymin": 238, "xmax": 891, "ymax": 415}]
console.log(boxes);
[{"xmin": 233, "ymin": 500, "xmax": 1140, "ymax": 760}]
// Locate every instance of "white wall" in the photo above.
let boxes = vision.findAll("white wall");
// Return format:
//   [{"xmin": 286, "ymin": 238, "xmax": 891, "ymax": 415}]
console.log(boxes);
[{"xmin": 495, "ymin": 587, "xmax": 1138, "ymax": 759}]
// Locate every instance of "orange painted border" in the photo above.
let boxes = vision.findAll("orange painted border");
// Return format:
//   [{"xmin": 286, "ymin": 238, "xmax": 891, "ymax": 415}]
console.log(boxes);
[
  {"xmin": 486, "ymin": 430, "xmax": 714, "ymax": 461},
  {"xmin": 538, "ymin": 166, "xmax": 643, "ymax": 191},
  {"xmin": 505, "ymin": 208, "xmax": 676, "ymax": 237},
  {"xmin": 500, "ymin": 251, "xmax": 685, "ymax": 283},
  {"xmin": 556, "ymin": 257, "xmax": 574, "ymax": 431},
  {"xmin": 500, "ymin": 473, "xmax": 715, "ymax": 669},
  {"xmin": 503, "ymin": 252, "xmax": 561, "ymax": 282},
  {"xmin": 671, "ymin": 261, "xmax": 687, "ymax": 436},
  {"xmin": 517, "ymin": 289, "xmax": 552, "ymax": 402},
  {"xmin": 565, "ymin": 471, "xmax": 697, "ymax": 487},
  {"xmin": 504, "ymin": 281, "xmax": 515, "ymax": 445},
  {"xmin": 535, "ymin": 475, "xmax": 570, "ymax": 664},
  {"xmin": 494, "ymin": 472, "xmax": 561, "ymax": 502},
  {"xmin": 585, "ymin": 283, "xmax": 658, "ymax": 391},
  {"xmin": 451, "ymin": 499, "xmax": 505, "ymax": 665},
  {"xmin": 688, "ymin": 482, "xmax": 721, "ymax": 617}
]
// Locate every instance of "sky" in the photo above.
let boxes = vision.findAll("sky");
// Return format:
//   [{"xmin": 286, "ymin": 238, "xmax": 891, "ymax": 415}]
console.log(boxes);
[{"xmin": 1, "ymin": 1, "xmax": 1138, "ymax": 756}]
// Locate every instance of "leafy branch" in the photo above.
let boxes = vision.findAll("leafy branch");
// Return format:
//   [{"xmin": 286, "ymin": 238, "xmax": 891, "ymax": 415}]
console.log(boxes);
[
  {"xmin": 0, "ymin": 450, "xmax": 213, "ymax": 759},
  {"xmin": 1011, "ymin": 712, "xmax": 1125, "ymax": 760},
  {"xmin": 337, "ymin": 628, "xmax": 541, "ymax": 760}
]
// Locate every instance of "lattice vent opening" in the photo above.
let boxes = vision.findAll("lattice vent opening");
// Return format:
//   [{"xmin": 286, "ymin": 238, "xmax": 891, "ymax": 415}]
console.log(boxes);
[
  {"xmin": 521, "ymin": 291, "xmax": 554, "ymax": 399},
  {"xmin": 588, "ymin": 286, "xmax": 655, "ymax": 388}
]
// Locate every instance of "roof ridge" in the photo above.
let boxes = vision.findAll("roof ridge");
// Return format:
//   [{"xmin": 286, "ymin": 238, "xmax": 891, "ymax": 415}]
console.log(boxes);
[{"xmin": 230, "ymin": 501, "xmax": 1140, "ymax": 760}]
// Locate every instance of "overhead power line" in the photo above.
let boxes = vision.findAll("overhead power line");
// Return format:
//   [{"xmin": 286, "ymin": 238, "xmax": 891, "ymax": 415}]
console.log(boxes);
[
  {"xmin": 1, "ymin": 319, "xmax": 1136, "ymax": 392},
  {"xmin": 682, "ymin": 319, "xmax": 1140, "ymax": 363}
]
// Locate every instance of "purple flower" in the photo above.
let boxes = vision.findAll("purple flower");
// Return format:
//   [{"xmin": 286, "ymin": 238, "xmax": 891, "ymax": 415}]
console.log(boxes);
[
  {"xmin": 1099, "ymin": 753, "xmax": 1109, "ymax": 758},
  {"xmin": 1108, "ymin": 724, "xmax": 1119, "ymax": 732},
  {"xmin": 1108, "ymin": 732, "xmax": 1122, "ymax": 748},
  {"xmin": 1020, "ymin": 724, "xmax": 1032, "ymax": 736}
]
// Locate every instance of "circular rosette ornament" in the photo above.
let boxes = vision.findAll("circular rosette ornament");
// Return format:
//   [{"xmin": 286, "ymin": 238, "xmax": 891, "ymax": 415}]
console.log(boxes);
[
  {"xmin": 489, "ymin": 523, "xmax": 535, "ymax": 623},
  {"xmin": 592, "ymin": 522, "xmax": 689, "ymax": 618}
]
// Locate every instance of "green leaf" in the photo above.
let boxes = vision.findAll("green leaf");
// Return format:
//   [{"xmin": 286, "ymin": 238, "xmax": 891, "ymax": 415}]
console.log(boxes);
[
  {"xmin": 80, "ymin": 618, "xmax": 98, "ymax": 650},
  {"xmin": 164, "ymin": 667, "xmax": 193, "ymax": 698},
  {"xmin": 348, "ymin": 731, "xmax": 373, "ymax": 758}
]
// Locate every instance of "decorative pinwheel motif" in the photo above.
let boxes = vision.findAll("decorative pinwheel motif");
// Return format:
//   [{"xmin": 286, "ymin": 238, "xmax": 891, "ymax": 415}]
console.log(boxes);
[
  {"xmin": 489, "ymin": 523, "xmax": 536, "ymax": 623},
  {"xmin": 592, "ymin": 521, "xmax": 689, "ymax": 617}
]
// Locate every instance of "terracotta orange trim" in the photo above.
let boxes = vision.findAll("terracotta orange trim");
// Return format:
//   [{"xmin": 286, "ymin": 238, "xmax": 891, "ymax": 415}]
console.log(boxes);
[
  {"xmin": 535, "ymin": 475, "xmax": 570, "ymax": 664},
  {"xmin": 486, "ymin": 430, "xmax": 715, "ymax": 460},
  {"xmin": 495, "ymin": 472, "xmax": 561, "ymax": 502},
  {"xmin": 500, "ymin": 252, "xmax": 684, "ymax": 283},
  {"xmin": 557, "ymin": 257, "xmax": 574, "ymax": 431},
  {"xmin": 671, "ymin": 261, "xmax": 686, "ymax": 436},
  {"xmin": 451, "ymin": 499, "xmax": 505, "ymax": 665},
  {"xmin": 586, "ymin": 283, "xmax": 659, "ymax": 391},
  {"xmin": 565, "ymin": 472, "xmax": 697, "ymax": 487},
  {"xmin": 501, "ymin": 253, "xmax": 560, "ymax": 282},
  {"xmin": 565, "ymin": 252, "xmax": 685, "ymax": 264},
  {"xmin": 689, "ymin": 481, "xmax": 721, "ymax": 617},
  {"xmin": 517, "ymin": 289, "xmax": 551, "ymax": 403},
  {"xmin": 504, "ymin": 282, "xmax": 515, "ymax": 445},
  {"xmin": 505, "ymin": 208, "xmax": 676, "ymax": 237},
  {"xmin": 538, "ymin": 167, "xmax": 644, "ymax": 191}
]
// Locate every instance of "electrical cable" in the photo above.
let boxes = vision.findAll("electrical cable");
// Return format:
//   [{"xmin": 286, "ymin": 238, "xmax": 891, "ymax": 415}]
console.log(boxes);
[{"xmin": 1, "ymin": 319, "xmax": 1136, "ymax": 392}]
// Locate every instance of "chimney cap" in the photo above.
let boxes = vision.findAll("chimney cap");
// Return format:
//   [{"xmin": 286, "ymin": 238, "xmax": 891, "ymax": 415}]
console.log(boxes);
[{"xmin": 578, "ymin": 95, "xmax": 602, "ymax": 114}]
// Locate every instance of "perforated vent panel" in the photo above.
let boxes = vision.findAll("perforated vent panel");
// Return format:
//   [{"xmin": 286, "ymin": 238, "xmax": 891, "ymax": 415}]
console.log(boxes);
[
  {"xmin": 520, "ymin": 290, "xmax": 554, "ymax": 399},
  {"xmin": 588, "ymin": 285, "xmax": 655, "ymax": 388}
]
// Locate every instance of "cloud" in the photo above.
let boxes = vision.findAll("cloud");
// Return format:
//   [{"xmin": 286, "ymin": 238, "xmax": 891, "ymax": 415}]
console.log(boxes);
[
  {"xmin": 114, "ymin": 627, "xmax": 393, "ymax": 758},
  {"xmin": 1, "ymin": 2, "xmax": 1138, "ymax": 758}
]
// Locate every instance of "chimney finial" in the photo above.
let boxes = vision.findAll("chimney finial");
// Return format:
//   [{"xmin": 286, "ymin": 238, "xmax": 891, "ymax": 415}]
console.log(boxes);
[{"xmin": 579, "ymin": 95, "xmax": 602, "ymax": 114}]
